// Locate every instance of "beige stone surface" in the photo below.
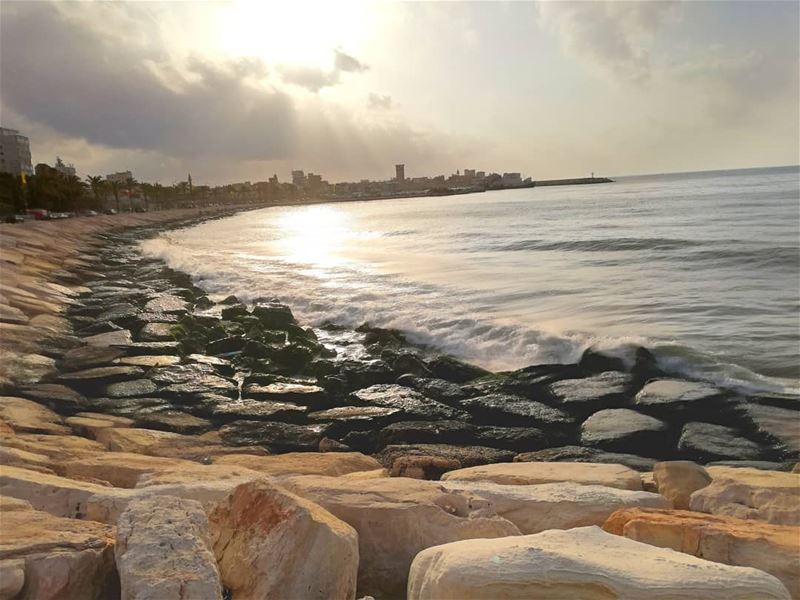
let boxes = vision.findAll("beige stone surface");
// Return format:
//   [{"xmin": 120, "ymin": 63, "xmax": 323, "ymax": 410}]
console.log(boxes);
[
  {"xmin": 58, "ymin": 453, "xmax": 198, "ymax": 488},
  {"xmin": 441, "ymin": 480, "xmax": 669, "ymax": 534},
  {"xmin": 0, "ymin": 559, "xmax": 25, "ymax": 600},
  {"xmin": 407, "ymin": 526, "xmax": 790, "ymax": 600},
  {"xmin": 0, "ymin": 506, "xmax": 116, "ymax": 600},
  {"xmin": 0, "ymin": 396, "xmax": 69, "ymax": 435},
  {"xmin": 441, "ymin": 461, "xmax": 643, "ymax": 490},
  {"xmin": 96, "ymin": 427, "xmax": 267, "ymax": 461},
  {"xmin": 282, "ymin": 475, "xmax": 520, "ymax": 598},
  {"xmin": 0, "ymin": 445, "xmax": 54, "ymax": 473},
  {"xmin": 707, "ymin": 466, "xmax": 800, "ymax": 489},
  {"xmin": 210, "ymin": 479, "xmax": 358, "ymax": 600},
  {"xmin": 653, "ymin": 460, "xmax": 712, "ymax": 509},
  {"xmin": 1, "ymin": 432, "xmax": 106, "ymax": 461},
  {"xmin": 116, "ymin": 496, "xmax": 222, "ymax": 600},
  {"xmin": 341, "ymin": 468, "xmax": 389, "ymax": 480},
  {"xmin": 214, "ymin": 451, "xmax": 382, "ymax": 477},
  {"xmin": 603, "ymin": 507, "xmax": 800, "ymax": 598}
]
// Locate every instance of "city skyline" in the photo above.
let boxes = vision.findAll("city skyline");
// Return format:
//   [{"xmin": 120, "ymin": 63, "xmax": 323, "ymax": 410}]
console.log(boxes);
[{"xmin": 1, "ymin": 1, "xmax": 798, "ymax": 186}]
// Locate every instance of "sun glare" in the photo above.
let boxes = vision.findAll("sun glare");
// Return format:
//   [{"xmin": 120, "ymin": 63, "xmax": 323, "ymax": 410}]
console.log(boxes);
[{"xmin": 274, "ymin": 206, "xmax": 354, "ymax": 268}]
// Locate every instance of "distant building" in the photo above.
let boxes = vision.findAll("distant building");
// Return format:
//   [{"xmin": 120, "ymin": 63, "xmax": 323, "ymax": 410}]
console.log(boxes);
[
  {"xmin": 395, "ymin": 164, "xmax": 405, "ymax": 182},
  {"xmin": 464, "ymin": 169, "xmax": 476, "ymax": 179},
  {"xmin": 0, "ymin": 127, "xmax": 33, "ymax": 176},
  {"xmin": 54, "ymin": 157, "xmax": 76, "ymax": 178},
  {"xmin": 476, "ymin": 171, "xmax": 485, "ymax": 179},
  {"xmin": 502, "ymin": 172, "xmax": 522, "ymax": 186},
  {"xmin": 291, "ymin": 170, "xmax": 306, "ymax": 187},
  {"xmin": 106, "ymin": 171, "xmax": 133, "ymax": 184}
]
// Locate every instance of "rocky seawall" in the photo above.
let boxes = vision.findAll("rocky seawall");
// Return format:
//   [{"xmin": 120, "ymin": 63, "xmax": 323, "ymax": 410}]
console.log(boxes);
[{"xmin": 0, "ymin": 212, "xmax": 798, "ymax": 599}]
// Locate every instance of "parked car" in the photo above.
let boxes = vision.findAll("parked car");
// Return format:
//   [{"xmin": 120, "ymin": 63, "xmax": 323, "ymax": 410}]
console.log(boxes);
[
  {"xmin": 80, "ymin": 210, "xmax": 98, "ymax": 217},
  {"xmin": 104, "ymin": 208, "xmax": 117, "ymax": 215},
  {"xmin": 133, "ymin": 206, "xmax": 148, "ymax": 213},
  {"xmin": 25, "ymin": 208, "xmax": 50, "ymax": 220},
  {"xmin": 4, "ymin": 214, "xmax": 25, "ymax": 223}
]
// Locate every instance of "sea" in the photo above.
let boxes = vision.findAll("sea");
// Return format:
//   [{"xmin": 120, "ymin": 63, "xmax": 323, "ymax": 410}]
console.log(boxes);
[{"xmin": 142, "ymin": 165, "xmax": 800, "ymax": 396}]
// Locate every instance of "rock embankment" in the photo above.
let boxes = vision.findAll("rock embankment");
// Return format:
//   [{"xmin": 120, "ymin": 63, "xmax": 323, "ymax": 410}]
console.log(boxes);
[{"xmin": 1, "ymin": 212, "xmax": 798, "ymax": 599}]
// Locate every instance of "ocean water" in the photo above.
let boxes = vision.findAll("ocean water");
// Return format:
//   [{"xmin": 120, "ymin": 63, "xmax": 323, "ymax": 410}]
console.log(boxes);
[{"xmin": 142, "ymin": 166, "xmax": 800, "ymax": 395}]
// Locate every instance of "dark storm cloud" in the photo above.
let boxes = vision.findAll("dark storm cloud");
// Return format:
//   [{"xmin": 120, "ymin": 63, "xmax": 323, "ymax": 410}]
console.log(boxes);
[{"xmin": 0, "ymin": 2, "xmax": 296, "ymax": 160}]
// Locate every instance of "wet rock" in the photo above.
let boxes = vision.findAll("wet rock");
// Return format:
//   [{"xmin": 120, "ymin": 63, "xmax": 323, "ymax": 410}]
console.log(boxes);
[
  {"xmin": 58, "ymin": 345, "xmax": 126, "ymax": 371},
  {"xmin": 653, "ymin": 460, "xmax": 712, "ymax": 509},
  {"xmin": 460, "ymin": 393, "xmax": 574, "ymax": 427},
  {"xmin": 84, "ymin": 329, "xmax": 133, "ymax": 347},
  {"xmin": 113, "ymin": 354, "xmax": 181, "ymax": 368},
  {"xmin": 134, "ymin": 409, "xmax": 214, "ymax": 434},
  {"xmin": 84, "ymin": 396, "xmax": 172, "ymax": 419},
  {"xmin": 104, "ymin": 378, "xmax": 158, "ymax": 398},
  {"xmin": 514, "ymin": 445, "xmax": 657, "ymax": 472},
  {"xmin": 161, "ymin": 376, "xmax": 238, "ymax": 401},
  {"xmin": 308, "ymin": 406, "xmax": 403, "ymax": 434},
  {"xmin": 281, "ymin": 475, "xmax": 520, "ymax": 598},
  {"xmin": 442, "ymin": 461, "xmax": 643, "ymax": 490},
  {"xmin": 211, "ymin": 398, "xmax": 307, "ymax": 422},
  {"xmin": 116, "ymin": 496, "xmax": 222, "ymax": 600},
  {"xmin": 18, "ymin": 383, "xmax": 88, "ymax": 413},
  {"xmin": 0, "ymin": 396, "xmax": 70, "ymax": 435},
  {"xmin": 219, "ymin": 420, "xmax": 330, "ymax": 451},
  {"xmin": 351, "ymin": 384, "xmax": 468, "ymax": 421},
  {"xmin": 271, "ymin": 342, "xmax": 316, "ymax": 370},
  {"xmin": 251, "ymin": 301, "xmax": 296, "ymax": 330},
  {"xmin": 137, "ymin": 322, "xmax": 175, "ymax": 341},
  {"xmin": 578, "ymin": 347, "xmax": 627, "ymax": 372},
  {"xmin": 547, "ymin": 371, "xmax": 635, "ymax": 413},
  {"xmin": 678, "ymin": 422, "xmax": 766, "ymax": 462},
  {"xmin": 407, "ymin": 526, "xmax": 790, "ymax": 600},
  {"xmin": 143, "ymin": 294, "xmax": 188, "ymax": 314},
  {"xmin": 2, "ymin": 505, "xmax": 116, "ymax": 600},
  {"xmin": 186, "ymin": 353, "xmax": 235, "ymax": 376},
  {"xmin": 220, "ymin": 303, "xmax": 249, "ymax": 320},
  {"xmin": 635, "ymin": 378, "xmax": 727, "ymax": 416},
  {"xmin": 396, "ymin": 375, "xmax": 466, "ymax": 403},
  {"xmin": 339, "ymin": 359, "xmax": 395, "ymax": 390},
  {"xmin": 206, "ymin": 335, "xmax": 246, "ymax": 355},
  {"xmin": 243, "ymin": 381, "xmax": 327, "ymax": 407},
  {"xmin": 738, "ymin": 402, "xmax": 800, "ymax": 456},
  {"xmin": 76, "ymin": 320, "xmax": 123, "ymax": 336},
  {"xmin": 426, "ymin": 355, "xmax": 490, "ymax": 383},
  {"xmin": 115, "ymin": 341, "xmax": 180, "ymax": 355},
  {"xmin": 57, "ymin": 365, "xmax": 144, "ymax": 388},
  {"xmin": 210, "ymin": 479, "xmax": 358, "ymax": 600},
  {"xmin": 580, "ymin": 408, "xmax": 670, "ymax": 454},
  {"xmin": 603, "ymin": 508, "xmax": 800, "ymax": 598},
  {"xmin": 378, "ymin": 420, "xmax": 476, "ymax": 447},
  {"xmin": 95, "ymin": 302, "xmax": 140, "ymax": 328},
  {"xmin": 390, "ymin": 352, "xmax": 432, "ymax": 377}
]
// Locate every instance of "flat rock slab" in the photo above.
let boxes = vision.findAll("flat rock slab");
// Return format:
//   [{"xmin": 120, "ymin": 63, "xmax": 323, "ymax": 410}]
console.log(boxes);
[
  {"xmin": 739, "ymin": 402, "xmax": 800, "ymax": 454},
  {"xmin": 143, "ymin": 294, "xmax": 188, "ymax": 314},
  {"xmin": 105, "ymin": 378, "xmax": 158, "ymax": 398},
  {"xmin": 115, "ymin": 341, "xmax": 180, "ymax": 355},
  {"xmin": 1, "ymin": 506, "xmax": 116, "ymax": 600},
  {"xmin": 441, "ymin": 461, "xmax": 643, "ymax": 490},
  {"xmin": 243, "ymin": 382, "xmax": 327, "ymax": 407},
  {"xmin": 1, "ymin": 432, "xmax": 105, "ymax": 462},
  {"xmin": 57, "ymin": 365, "xmax": 144, "ymax": 385},
  {"xmin": 137, "ymin": 322, "xmax": 176, "ymax": 341},
  {"xmin": 59, "ymin": 345, "xmax": 126, "ymax": 371},
  {"xmin": 580, "ymin": 408, "xmax": 669, "ymax": 454},
  {"xmin": 18, "ymin": 383, "xmax": 88, "ymax": 412},
  {"xmin": 84, "ymin": 330, "xmax": 133, "ymax": 347},
  {"xmin": 309, "ymin": 405, "xmax": 402, "ymax": 425},
  {"xmin": 407, "ymin": 526, "xmax": 790, "ymax": 599},
  {"xmin": 635, "ymin": 378, "xmax": 725, "ymax": 411},
  {"xmin": 441, "ymin": 480, "xmax": 669, "ymax": 534},
  {"xmin": 113, "ymin": 354, "xmax": 181, "ymax": 367},
  {"xmin": 0, "ymin": 396, "xmax": 70, "ymax": 435},
  {"xmin": 59, "ymin": 452, "xmax": 197, "ymax": 488},
  {"xmin": 547, "ymin": 371, "xmax": 634, "ymax": 412},
  {"xmin": 460, "ymin": 393, "xmax": 574, "ymax": 426},
  {"xmin": 214, "ymin": 451, "xmax": 382, "ymax": 477},
  {"xmin": 351, "ymin": 384, "xmax": 468, "ymax": 421},
  {"xmin": 397, "ymin": 376, "xmax": 466, "ymax": 402},
  {"xmin": 514, "ymin": 445, "xmax": 657, "ymax": 472},
  {"xmin": 603, "ymin": 507, "xmax": 800, "ymax": 598},
  {"xmin": 678, "ymin": 422, "xmax": 765, "ymax": 462},
  {"xmin": 377, "ymin": 444, "xmax": 515, "ymax": 473},
  {"xmin": 116, "ymin": 496, "xmax": 222, "ymax": 600},
  {"xmin": 211, "ymin": 398, "xmax": 307, "ymax": 421},
  {"xmin": 134, "ymin": 409, "xmax": 214, "ymax": 434},
  {"xmin": 219, "ymin": 420, "xmax": 330, "ymax": 451}
]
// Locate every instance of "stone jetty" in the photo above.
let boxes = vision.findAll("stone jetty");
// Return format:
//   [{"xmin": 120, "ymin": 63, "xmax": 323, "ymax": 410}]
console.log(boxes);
[{"xmin": 0, "ymin": 210, "xmax": 798, "ymax": 599}]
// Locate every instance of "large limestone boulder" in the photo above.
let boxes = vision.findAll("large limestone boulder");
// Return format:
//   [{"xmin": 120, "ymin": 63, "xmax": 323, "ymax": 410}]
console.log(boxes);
[
  {"xmin": 1, "ymin": 504, "xmax": 116, "ymax": 599},
  {"xmin": 440, "ymin": 461, "xmax": 643, "ymax": 490},
  {"xmin": 65, "ymin": 412, "xmax": 134, "ymax": 439},
  {"xmin": 209, "ymin": 480, "xmax": 358, "ymax": 599},
  {"xmin": 1, "ymin": 432, "xmax": 105, "ymax": 463},
  {"xmin": 653, "ymin": 461, "xmax": 712, "ymax": 509},
  {"xmin": 441, "ymin": 480, "xmax": 669, "ymax": 534},
  {"xmin": 0, "ymin": 445, "xmax": 54, "ymax": 473},
  {"xmin": 407, "ymin": 526, "xmax": 790, "ymax": 599},
  {"xmin": 58, "ymin": 453, "xmax": 198, "ymax": 488},
  {"xmin": 0, "ymin": 396, "xmax": 69, "ymax": 435},
  {"xmin": 281, "ymin": 475, "xmax": 520, "ymax": 598},
  {"xmin": 689, "ymin": 469, "xmax": 800, "ymax": 525},
  {"xmin": 603, "ymin": 508, "xmax": 800, "ymax": 598},
  {"xmin": 213, "ymin": 451, "xmax": 381, "ymax": 477},
  {"xmin": 116, "ymin": 496, "xmax": 222, "ymax": 600}
]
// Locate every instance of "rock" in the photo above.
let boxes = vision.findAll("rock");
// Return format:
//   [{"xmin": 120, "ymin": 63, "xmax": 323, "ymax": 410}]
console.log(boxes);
[
  {"xmin": 211, "ymin": 398, "xmax": 307, "ymax": 422},
  {"xmin": 308, "ymin": 405, "xmax": 403, "ymax": 431},
  {"xmin": 186, "ymin": 353, "xmax": 235, "ymax": 376},
  {"xmin": 59, "ymin": 345, "xmax": 125, "ymax": 371},
  {"xmin": 59, "ymin": 453, "xmax": 197, "ymax": 488},
  {"xmin": 407, "ymin": 526, "xmax": 790, "ymax": 600},
  {"xmin": 547, "ymin": 371, "xmax": 635, "ymax": 413},
  {"xmin": 18, "ymin": 383, "xmax": 87, "ymax": 413},
  {"xmin": 95, "ymin": 427, "xmax": 187, "ymax": 453},
  {"xmin": 95, "ymin": 302, "xmax": 140, "ymax": 327},
  {"xmin": 351, "ymin": 384, "xmax": 468, "ymax": 421},
  {"xmin": 160, "ymin": 376, "xmax": 238, "ymax": 400},
  {"xmin": 603, "ymin": 508, "xmax": 800, "ymax": 598},
  {"xmin": 137, "ymin": 322, "xmax": 175, "ymax": 342},
  {"xmin": 339, "ymin": 359, "xmax": 394, "ymax": 390},
  {"xmin": 83, "ymin": 329, "xmax": 133, "ymax": 347},
  {"xmin": 0, "ymin": 303, "xmax": 27, "ymax": 324},
  {"xmin": 251, "ymin": 301, "xmax": 296, "ymax": 329},
  {"xmin": 105, "ymin": 378, "xmax": 158, "ymax": 398},
  {"xmin": 0, "ymin": 350, "xmax": 57, "ymax": 387},
  {"xmin": 635, "ymin": 378, "xmax": 726, "ymax": 414},
  {"xmin": 390, "ymin": 352, "xmax": 432, "ymax": 377},
  {"xmin": 653, "ymin": 461, "xmax": 712, "ymax": 509},
  {"xmin": 219, "ymin": 421, "xmax": 330, "ymax": 451},
  {"xmin": 65, "ymin": 413, "xmax": 134, "ymax": 439},
  {"xmin": 1, "ymin": 506, "xmax": 116, "ymax": 599},
  {"xmin": 210, "ymin": 480, "xmax": 358, "ymax": 600},
  {"xmin": 377, "ymin": 420, "xmax": 475, "ymax": 447},
  {"xmin": 214, "ymin": 452, "xmax": 382, "ymax": 477},
  {"xmin": 57, "ymin": 365, "xmax": 145, "ymax": 390},
  {"xmin": 580, "ymin": 408, "xmax": 670, "ymax": 454},
  {"xmin": 133, "ymin": 409, "xmax": 213, "ymax": 434},
  {"xmin": 514, "ymin": 444, "xmax": 657, "ymax": 471},
  {"xmin": 281, "ymin": 475, "xmax": 520, "ymax": 598},
  {"xmin": 388, "ymin": 456, "xmax": 461, "ymax": 480},
  {"xmin": 143, "ymin": 294, "xmax": 188, "ymax": 314},
  {"xmin": 426, "ymin": 355, "xmax": 490, "ymax": 383},
  {"xmin": 243, "ymin": 381, "xmax": 327, "ymax": 407},
  {"xmin": 0, "ymin": 445, "xmax": 55, "ymax": 473},
  {"xmin": 396, "ymin": 375, "xmax": 466, "ymax": 403},
  {"xmin": 441, "ymin": 461, "xmax": 643, "ymax": 490},
  {"xmin": 441, "ymin": 480, "xmax": 669, "ymax": 534},
  {"xmin": 678, "ymin": 422, "xmax": 766, "ymax": 462},
  {"xmin": 116, "ymin": 496, "xmax": 222, "ymax": 600},
  {"xmin": 205, "ymin": 335, "xmax": 246, "ymax": 355},
  {"xmin": 689, "ymin": 470, "xmax": 800, "ymax": 525},
  {"xmin": 377, "ymin": 444, "xmax": 514, "ymax": 473},
  {"xmin": 1, "ymin": 432, "xmax": 105, "ymax": 462},
  {"xmin": 115, "ymin": 341, "xmax": 180, "ymax": 355},
  {"xmin": 460, "ymin": 393, "xmax": 574, "ymax": 427},
  {"xmin": 0, "ymin": 396, "xmax": 69, "ymax": 435},
  {"xmin": 738, "ymin": 402, "xmax": 800, "ymax": 455}
]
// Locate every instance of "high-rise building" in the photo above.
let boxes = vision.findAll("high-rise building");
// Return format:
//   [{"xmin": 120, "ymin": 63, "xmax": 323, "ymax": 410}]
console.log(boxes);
[
  {"xmin": 0, "ymin": 128, "xmax": 33, "ymax": 176},
  {"xmin": 464, "ymin": 169, "xmax": 476, "ymax": 179},
  {"xmin": 395, "ymin": 164, "xmax": 405, "ymax": 182},
  {"xmin": 291, "ymin": 170, "xmax": 306, "ymax": 187},
  {"xmin": 54, "ymin": 157, "xmax": 76, "ymax": 178}
]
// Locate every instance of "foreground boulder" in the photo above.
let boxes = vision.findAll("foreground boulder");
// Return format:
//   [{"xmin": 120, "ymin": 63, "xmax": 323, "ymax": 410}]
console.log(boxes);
[
  {"xmin": 58, "ymin": 453, "xmax": 198, "ymax": 488},
  {"xmin": 441, "ymin": 461, "xmax": 643, "ymax": 490},
  {"xmin": 209, "ymin": 480, "xmax": 358, "ymax": 600},
  {"xmin": 441, "ymin": 480, "xmax": 669, "ymax": 534},
  {"xmin": 0, "ymin": 502, "xmax": 116, "ymax": 599},
  {"xmin": 116, "ymin": 496, "xmax": 222, "ymax": 600},
  {"xmin": 281, "ymin": 475, "xmax": 519, "ymax": 598},
  {"xmin": 603, "ymin": 508, "xmax": 800, "ymax": 598},
  {"xmin": 653, "ymin": 460, "xmax": 712, "ymax": 509},
  {"xmin": 407, "ymin": 526, "xmax": 790, "ymax": 599},
  {"xmin": 0, "ymin": 396, "xmax": 70, "ymax": 435}
]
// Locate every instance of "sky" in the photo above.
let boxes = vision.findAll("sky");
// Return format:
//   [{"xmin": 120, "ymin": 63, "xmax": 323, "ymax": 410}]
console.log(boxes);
[{"xmin": 1, "ymin": 0, "xmax": 798, "ymax": 186}]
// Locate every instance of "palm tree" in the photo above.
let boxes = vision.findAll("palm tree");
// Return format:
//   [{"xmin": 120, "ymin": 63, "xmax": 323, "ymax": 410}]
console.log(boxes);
[
  {"xmin": 109, "ymin": 179, "xmax": 121, "ymax": 213},
  {"xmin": 86, "ymin": 175, "xmax": 105, "ymax": 209},
  {"xmin": 63, "ymin": 175, "xmax": 86, "ymax": 211},
  {"xmin": 125, "ymin": 176, "xmax": 138, "ymax": 211},
  {"xmin": 140, "ymin": 182, "xmax": 152, "ymax": 212}
]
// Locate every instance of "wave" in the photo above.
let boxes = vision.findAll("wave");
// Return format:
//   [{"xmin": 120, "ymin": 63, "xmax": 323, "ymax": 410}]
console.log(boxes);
[{"xmin": 495, "ymin": 237, "xmax": 706, "ymax": 253}]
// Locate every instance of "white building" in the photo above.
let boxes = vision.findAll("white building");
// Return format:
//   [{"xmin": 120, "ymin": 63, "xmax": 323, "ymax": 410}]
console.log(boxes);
[
  {"xmin": 106, "ymin": 170, "xmax": 133, "ymax": 184},
  {"xmin": 0, "ymin": 127, "xmax": 33, "ymax": 176},
  {"xmin": 54, "ymin": 157, "xmax": 76, "ymax": 178}
]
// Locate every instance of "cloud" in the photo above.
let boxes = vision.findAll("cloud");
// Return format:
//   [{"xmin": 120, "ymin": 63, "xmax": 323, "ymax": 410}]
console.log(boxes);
[
  {"xmin": 538, "ymin": 0, "xmax": 681, "ymax": 83},
  {"xmin": 334, "ymin": 48, "xmax": 369, "ymax": 73},
  {"xmin": 279, "ymin": 48, "xmax": 369, "ymax": 91},
  {"xmin": 367, "ymin": 93, "xmax": 393, "ymax": 110}
]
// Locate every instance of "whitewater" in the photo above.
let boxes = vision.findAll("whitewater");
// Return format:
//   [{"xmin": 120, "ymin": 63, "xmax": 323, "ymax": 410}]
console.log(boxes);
[{"xmin": 142, "ymin": 165, "xmax": 800, "ymax": 396}]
